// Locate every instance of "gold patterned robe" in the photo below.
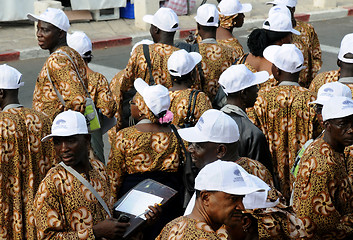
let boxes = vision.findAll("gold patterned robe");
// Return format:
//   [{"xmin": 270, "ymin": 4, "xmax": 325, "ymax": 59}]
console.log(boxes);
[
  {"xmin": 293, "ymin": 21, "xmax": 322, "ymax": 88},
  {"xmin": 293, "ymin": 138, "xmax": 353, "ymax": 239},
  {"xmin": 197, "ymin": 43, "xmax": 239, "ymax": 101},
  {"xmin": 34, "ymin": 159, "xmax": 112, "ymax": 239},
  {"xmin": 156, "ymin": 216, "xmax": 228, "ymax": 240},
  {"xmin": 32, "ymin": 46, "xmax": 88, "ymax": 122},
  {"xmin": 248, "ymin": 85, "xmax": 317, "ymax": 201},
  {"xmin": 309, "ymin": 69, "xmax": 341, "ymax": 94},
  {"xmin": 0, "ymin": 107, "xmax": 56, "ymax": 239},
  {"xmin": 217, "ymin": 37, "xmax": 244, "ymax": 59},
  {"xmin": 110, "ymin": 43, "xmax": 180, "ymax": 130},
  {"xmin": 169, "ymin": 89, "xmax": 212, "ymax": 127}
]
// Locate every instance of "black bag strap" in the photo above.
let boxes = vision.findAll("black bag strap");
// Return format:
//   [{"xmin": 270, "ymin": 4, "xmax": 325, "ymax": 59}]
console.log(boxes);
[
  {"xmin": 186, "ymin": 90, "xmax": 196, "ymax": 121},
  {"xmin": 193, "ymin": 44, "xmax": 206, "ymax": 90},
  {"xmin": 170, "ymin": 125, "xmax": 194, "ymax": 192},
  {"xmin": 143, "ymin": 44, "xmax": 155, "ymax": 85},
  {"xmin": 190, "ymin": 90, "xmax": 200, "ymax": 121}
]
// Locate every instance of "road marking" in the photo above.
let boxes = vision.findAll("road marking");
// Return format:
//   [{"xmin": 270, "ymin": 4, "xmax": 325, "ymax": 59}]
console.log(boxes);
[
  {"xmin": 320, "ymin": 44, "xmax": 339, "ymax": 54},
  {"xmin": 89, "ymin": 63, "xmax": 120, "ymax": 83}
]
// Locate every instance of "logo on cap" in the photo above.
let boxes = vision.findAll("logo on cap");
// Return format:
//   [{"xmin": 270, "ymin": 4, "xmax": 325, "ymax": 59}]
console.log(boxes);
[
  {"xmin": 197, "ymin": 117, "xmax": 204, "ymax": 131},
  {"xmin": 324, "ymin": 88, "xmax": 334, "ymax": 93},
  {"xmin": 233, "ymin": 169, "xmax": 244, "ymax": 182},
  {"xmin": 342, "ymin": 100, "xmax": 353, "ymax": 109},
  {"xmin": 53, "ymin": 119, "xmax": 67, "ymax": 129}
]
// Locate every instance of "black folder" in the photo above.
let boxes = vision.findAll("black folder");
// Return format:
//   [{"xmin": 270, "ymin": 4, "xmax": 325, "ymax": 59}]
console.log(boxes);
[{"xmin": 113, "ymin": 178, "xmax": 177, "ymax": 239}]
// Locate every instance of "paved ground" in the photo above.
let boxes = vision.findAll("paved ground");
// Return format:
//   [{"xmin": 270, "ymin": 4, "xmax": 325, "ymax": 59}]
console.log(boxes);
[{"xmin": 0, "ymin": 0, "xmax": 352, "ymax": 61}]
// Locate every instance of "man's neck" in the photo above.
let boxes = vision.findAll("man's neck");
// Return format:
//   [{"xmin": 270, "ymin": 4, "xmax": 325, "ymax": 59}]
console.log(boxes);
[
  {"xmin": 323, "ymin": 132, "xmax": 345, "ymax": 153},
  {"xmin": 189, "ymin": 201, "xmax": 221, "ymax": 232},
  {"xmin": 49, "ymin": 42, "xmax": 67, "ymax": 54},
  {"xmin": 226, "ymin": 98, "xmax": 245, "ymax": 112}
]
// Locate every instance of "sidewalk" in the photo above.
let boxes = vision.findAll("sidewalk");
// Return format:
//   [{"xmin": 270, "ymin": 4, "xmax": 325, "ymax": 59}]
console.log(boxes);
[{"xmin": 0, "ymin": 0, "xmax": 352, "ymax": 62}]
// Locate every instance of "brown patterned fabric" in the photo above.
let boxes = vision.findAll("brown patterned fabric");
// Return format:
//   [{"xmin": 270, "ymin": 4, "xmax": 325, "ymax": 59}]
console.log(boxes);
[
  {"xmin": 293, "ymin": 21, "xmax": 322, "ymax": 88},
  {"xmin": 217, "ymin": 37, "xmax": 244, "ymax": 59},
  {"xmin": 0, "ymin": 107, "xmax": 56, "ymax": 239},
  {"xmin": 32, "ymin": 46, "xmax": 88, "ymax": 122},
  {"xmin": 247, "ymin": 85, "xmax": 317, "ymax": 201},
  {"xmin": 293, "ymin": 138, "xmax": 353, "ymax": 239},
  {"xmin": 219, "ymin": 14, "xmax": 238, "ymax": 30},
  {"xmin": 34, "ymin": 159, "xmax": 112, "ymax": 239},
  {"xmin": 309, "ymin": 70, "xmax": 344, "ymax": 94},
  {"xmin": 197, "ymin": 43, "xmax": 239, "ymax": 101},
  {"xmin": 110, "ymin": 43, "xmax": 180, "ymax": 130},
  {"xmin": 107, "ymin": 125, "xmax": 181, "ymax": 202},
  {"xmin": 243, "ymin": 206, "xmax": 307, "ymax": 239},
  {"xmin": 169, "ymin": 89, "xmax": 212, "ymax": 127},
  {"xmin": 87, "ymin": 71, "xmax": 116, "ymax": 118},
  {"xmin": 156, "ymin": 216, "xmax": 228, "ymax": 240}
]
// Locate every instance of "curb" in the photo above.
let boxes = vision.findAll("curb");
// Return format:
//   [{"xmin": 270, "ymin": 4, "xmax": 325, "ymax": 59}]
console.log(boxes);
[{"xmin": 1, "ymin": 6, "xmax": 352, "ymax": 62}]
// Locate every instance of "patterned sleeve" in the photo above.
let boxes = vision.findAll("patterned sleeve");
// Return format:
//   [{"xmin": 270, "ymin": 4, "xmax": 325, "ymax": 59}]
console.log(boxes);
[
  {"xmin": 88, "ymin": 72, "xmax": 117, "ymax": 118},
  {"xmin": 48, "ymin": 51, "xmax": 87, "ymax": 115},
  {"xmin": 293, "ymin": 146, "xmax": 350, "ymax": 237},
  {"xmin": 308, "ymin": 72, "xmax": 326, "ymax": 93},
  {"xmin": 194, "ymin": 92, "xmax": 212, "ymax": 122},
  {"xmin": 308, "ymin": 23, "xmax": 322, "ymax": 79},
  {"xmin": 34, "ymin": 173, "xmax": 95, "ymax": 240},
  {"xmin": 106, "ymin": 129, "xmax": 127, "ymax": 203}
]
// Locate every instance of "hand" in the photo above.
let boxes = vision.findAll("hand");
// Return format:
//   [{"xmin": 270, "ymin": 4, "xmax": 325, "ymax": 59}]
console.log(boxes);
[
  {"xmin": 145, "ymin": 203, "xmax": 162, "ymax": 225},
  {"xmin": 93, "ymin": 218, "xmax": 130, "ymax": 239}
]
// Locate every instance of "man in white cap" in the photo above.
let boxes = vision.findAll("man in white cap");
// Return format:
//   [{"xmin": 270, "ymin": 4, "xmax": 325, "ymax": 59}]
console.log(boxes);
[
  {"xmin": 156, "ymin": 160, "xmax": 266, "ymax": 240},
  {"xmin": 34, "ymin": 110, "xmax": 131, "ymax": 239},
  {"xmin": 310, "ymin": 33, "xmax": 353, "ymax": 94},
  {"xmin": 192, "ymin": 3, "xmax": 239, "ymax": 104},
  {"xmin": 219, "ymin": 64, "xmax": 274, "ymax": 175},
  {"xmin": 216, "ymin": 0, "xmax": 252, "ymax": 57},
  {"xmin": 67, "ymin": 31, "xmax": 117, "ymax": 163},
  {"xmin": 0, "ymin": 64, "xmax": 55, "ymax": 239},
  {"xmin": 249, "ymin": 44, "xmax": 317, "ymax": 201},
  {"xmin": 293, "ymin": 96, "xmax": 353, "ymax": 239},
  {"xmin": 110, "ymin": 7, "xmax": 180, "ymax": 130},
  {"xmin": 27, "ymin": 8, "xmax": 89, "ymax": 122},
  {"xmin": 167, "ymin": 49, "xmax": 211, "ymax": 127},
  {"xmin": 266, "ymin": 0, "xmax": 322, "ymax": 88}
]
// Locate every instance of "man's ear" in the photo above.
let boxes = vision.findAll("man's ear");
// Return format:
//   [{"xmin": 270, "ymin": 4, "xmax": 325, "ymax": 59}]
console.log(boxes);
[
  {"xmin": 216, "ymin": 144, "xmax": 227, "ymax": 159},
  {"xmin": 241, "ymin": 215, "xmax": 253, "ymax": 232},
  {"xmin": 337, "ymin": 59, "xmax": 342, "ymax": 68},
  {"xmin": 0, "ymin": 89, "xmax": 5, "ymax": 99},
  {"xmin": 200, "ymin": 190, "xmax": 211, "ymax": 206}
]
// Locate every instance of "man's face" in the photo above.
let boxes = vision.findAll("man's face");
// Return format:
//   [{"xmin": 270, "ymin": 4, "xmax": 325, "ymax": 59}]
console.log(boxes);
[
  {"xmin": 36, "ymin": 20, "xmax": 63, "ymax": 50},
  {"xmin": 53, "ymin": 134, "xmax": 89, "ymax": 168},
  {"xmin": 206, "ymin": 191, "xmax": 245, "ymax": 227},
  {"xmin": 188, "ymin": 142, "xmax": 220, "ymax": 169},
  {"xmin": 326, "ymin": 115, "xmax": 353, "ymax": 148}
]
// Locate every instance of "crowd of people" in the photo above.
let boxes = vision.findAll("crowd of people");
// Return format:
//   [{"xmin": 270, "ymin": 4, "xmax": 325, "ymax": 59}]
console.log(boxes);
[{"xmin": 1, "ymin": 0, "xmax": 353, "ymax": 239}]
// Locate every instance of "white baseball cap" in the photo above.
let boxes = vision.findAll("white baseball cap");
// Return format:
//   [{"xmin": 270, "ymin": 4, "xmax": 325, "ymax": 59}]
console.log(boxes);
[
  {"xmin": 195, "ymin": 4, "xmax": 219, "ymax": 27},
  {"xmin": 27, "ymin": 8, "xmax": 70, "ymax": 32},
  {"xmin": 338, "ymin": 33, "xmax": 353, "ymax": 64},
  {"xmin": 219, "ymin": 64, "xmax": 269, "ymax": 95},
  {"xmin": 217, "ymin": 0, "xmax": 252, "ymax": 16},
  {"xmin": 266, "ymin": 0, "xmax": 297, "ymax": 8},
  {"xmin": 168, "ymin": 50, "xmax": 202, "ymax": 77},
  {"xmin": 263, "ymin": 44, "xmax": 305, "ymax": 73},
  {"xmin": 195, "ymin": 160, "xmax": 266, "ymax": 195},
  {"xmin": 0, "ymin": 64, "xmax": 24, "ymax": 89},
  {"xmin": 310, "ymin": 82, "xmax": 352, "ymax": 105},
  {"xmin": 262, "ymin": 12, "xmax": 300, "ymax": 35},
  {"xmin": 322, "ymin": 96, "xmax": 353, "ymax": 121},
  {"xmin": 268, "ymin": 4, "xmax": 291, "ymax": 17},
  {"xmin": 177, "ymin": 109, "xmax": 239, "ymax": 143},
  {"xmin": 130, "ymin": 39, "xmax": 154, "ymax": 56},
  {"xmin": 67, "ymin": 31, "xmax": 92, "ymax": 58},
  {"xmin": 143, "ymin": 8, "xmax": 180, "ymax": 32},
  {"xmin": 134, "ymin": 78, "xmax": 170, "ymax": 116},
  {"xmin": 42, "ymin": 110, "xmax": 88, "ymax": 142}
]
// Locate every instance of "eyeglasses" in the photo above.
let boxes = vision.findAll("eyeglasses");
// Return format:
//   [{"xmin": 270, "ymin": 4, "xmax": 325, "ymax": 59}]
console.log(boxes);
[{"xmin": 129, "ymin": 100, "xmax": 136, "ymax": 105}]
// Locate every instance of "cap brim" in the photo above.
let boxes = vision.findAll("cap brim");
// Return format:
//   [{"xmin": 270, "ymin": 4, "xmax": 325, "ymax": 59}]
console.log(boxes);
[
  {"xmin": 223, "ymin": 187, "xmax": 266, "ymax": 196},
  {"xmin": 178, "ymin": 126, "xmax": 210, "ymax": 143},
  {"xmin": 309, "ymin": 99, "xmax": 325, "ymax": 105},
  {"xmin": 291, "ymin": 28, "xmax": 301, "ymax": 35},
  {"xmin": 27, "ymin": 13, "xmax": 40, "ymax": 22},
  {"xmin": 41, "ymin": 131, "xmax": 77, "ymax": 142},
  {"xmin": 134, "ymin": 78, "xmax": 149, "ymax": 96},
  {"xmin": 239, "ymin": 3, "xmax": 252, "ymax": 13},
  {"xmin": 190, "ymin": 52, "xmax": 202, "ymax": 65},
  {"xmin": 263, "ymin": 45, "xmax": 280, "ymax": 64},
  {"xmin": 266, "ymin": 1, "xmax": 276, "ymax": 5},
  {"xmin": 143, "ymin": 15, "xmax": 154, "ymax": 25},
  {"xmin": 253, "ymin": 71, "xmax": 270, "ymax": 85}
]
